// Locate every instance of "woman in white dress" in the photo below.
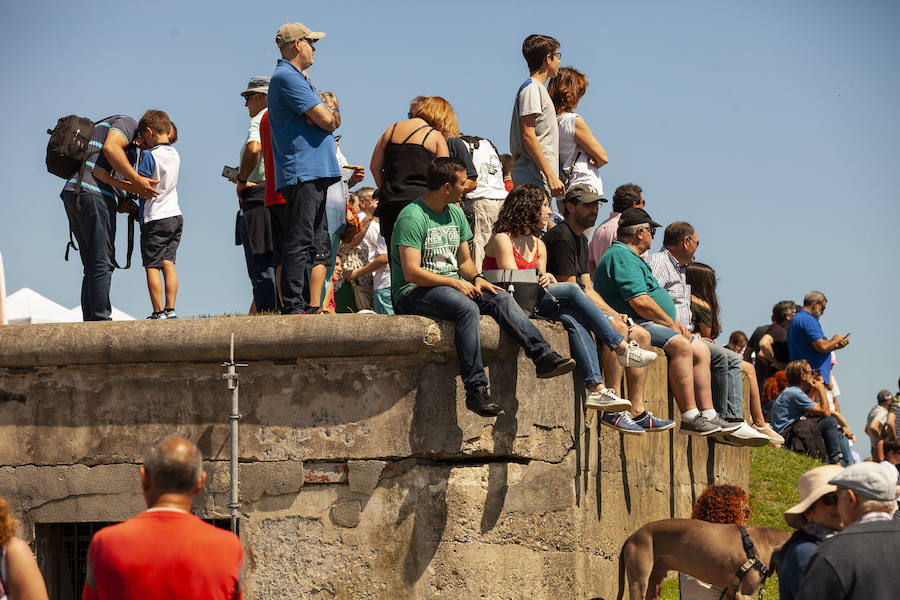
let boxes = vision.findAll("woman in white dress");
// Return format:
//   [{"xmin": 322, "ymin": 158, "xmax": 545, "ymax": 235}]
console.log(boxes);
[{"xmin": 547, "ymin": 67, "xmax": 609, "ymax": 196}]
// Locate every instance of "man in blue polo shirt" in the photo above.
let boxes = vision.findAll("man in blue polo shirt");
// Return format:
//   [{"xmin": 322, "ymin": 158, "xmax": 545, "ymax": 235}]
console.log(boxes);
[
  {"xmin": 268, "ymin": 21, "xmax": 342, "ymax": 314},
  {"xmin": 61, "ymin": 115, "xmax": 159, "ymax": 321},
  {"xmin": 787, "ymin": 291, "xmax": 850, "ymax": 386}
]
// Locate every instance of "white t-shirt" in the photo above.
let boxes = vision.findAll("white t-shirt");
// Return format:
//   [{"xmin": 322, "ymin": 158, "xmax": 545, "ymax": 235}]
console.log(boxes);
[
  {"xmin": 556, "ymin": 112, "xmax": 603, "ymax": 194},
  {"xmin": 867, "ymin": 405, "xmax": 889, "ymax": 446},
  {"xmin": 137, "ymin": 144, "xmax": 181, "ymax": 224},
  {"xmin": 360, "ymin": 219, "xmax": 391, "ymax": 291}
]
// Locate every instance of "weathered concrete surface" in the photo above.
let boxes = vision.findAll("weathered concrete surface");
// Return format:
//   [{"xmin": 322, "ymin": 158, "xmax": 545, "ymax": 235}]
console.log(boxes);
[{"xmin": 0, "ymin": 315, "xmax": 749, "ymax": 599}]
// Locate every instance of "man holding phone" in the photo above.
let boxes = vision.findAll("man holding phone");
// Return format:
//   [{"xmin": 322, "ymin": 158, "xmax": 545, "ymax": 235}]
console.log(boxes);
[{"xmin": 788, "ymin": 291, "xmax": 850, "ymax": 388}]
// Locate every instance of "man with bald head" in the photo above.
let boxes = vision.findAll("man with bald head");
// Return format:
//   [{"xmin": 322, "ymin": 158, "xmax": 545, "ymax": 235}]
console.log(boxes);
[{"xmin": 83, "ymin": 437, "xmax": 244, "ymax": 600}]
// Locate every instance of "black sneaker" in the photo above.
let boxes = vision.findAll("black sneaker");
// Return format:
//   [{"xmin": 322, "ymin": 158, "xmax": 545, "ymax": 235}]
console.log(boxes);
[
  {"xmin": 534, "ymin": 352, "xmax": 576, "ymax": 379},
  {"xmin": 465, "ymin": 386, "xmax": 502, "ymax": 417},
  {"xmin": 147, "ymin": 311, "xmax": 166, "ymax": 320}
]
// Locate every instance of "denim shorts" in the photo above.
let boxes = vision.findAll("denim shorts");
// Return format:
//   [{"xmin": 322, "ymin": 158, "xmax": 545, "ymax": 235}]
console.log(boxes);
[{"xmin": 637, "ymin": 320, "xmax": 681, "ymax": 348}]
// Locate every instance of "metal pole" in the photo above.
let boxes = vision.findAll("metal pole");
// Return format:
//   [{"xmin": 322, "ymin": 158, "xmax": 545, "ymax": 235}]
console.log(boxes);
[{"xmin": 222, "ymin": 333, "xmax": 246, "ymax": 534}]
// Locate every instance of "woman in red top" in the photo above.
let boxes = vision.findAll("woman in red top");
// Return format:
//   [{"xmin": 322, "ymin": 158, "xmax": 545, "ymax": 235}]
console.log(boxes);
[{"xmin": 483, "ymin": 185, "xmax": 656, "ymax": 417}]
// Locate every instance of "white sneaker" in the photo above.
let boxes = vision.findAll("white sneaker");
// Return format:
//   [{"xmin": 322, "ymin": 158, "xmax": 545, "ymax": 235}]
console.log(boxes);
[
  {"xmin": 616, "ymin": 340, "xmax": 658, "ymax": 368},
  {"xmin": 720, "ymin": 422, "xmax": 772, "ymax": 447},
  {"xmin": 753, "ymin": 423, "xmax": 785, "ymax": 445},
  {"xmin": 585, "ymin": 387, "xmax": 632, "ymax": 412}
]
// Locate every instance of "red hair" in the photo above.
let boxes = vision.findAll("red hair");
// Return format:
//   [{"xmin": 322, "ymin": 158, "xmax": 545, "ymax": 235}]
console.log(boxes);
[
  {"xmin": 691, "ymin": 484, "xmax": 752, "ymax": 525},
  {"xmin": 0, "ymin": 496, "xmax": 17, "ymax": 547}
]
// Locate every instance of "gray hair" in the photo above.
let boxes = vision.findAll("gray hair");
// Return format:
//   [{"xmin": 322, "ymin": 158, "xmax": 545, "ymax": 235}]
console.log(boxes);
[
  {"xmin": 803, "ymin": 290, "xmax": 827, "ymax": 306},
  {"xmin": 143, "ymin": 437, "xmax": 203, "ymax": 494},
  {"xmin": 858, "ymin": 497, "xmax": 898, "ymax": 514},
  {"xmin": 617, "ymin": 223, "xmax": 644, "ymax": 242}
]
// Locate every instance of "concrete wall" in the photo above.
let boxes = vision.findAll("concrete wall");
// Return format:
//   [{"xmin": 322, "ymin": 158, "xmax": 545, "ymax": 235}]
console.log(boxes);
[{"xmin": 0, "ymin": 315, "xmax": 748, "ymax": 599}]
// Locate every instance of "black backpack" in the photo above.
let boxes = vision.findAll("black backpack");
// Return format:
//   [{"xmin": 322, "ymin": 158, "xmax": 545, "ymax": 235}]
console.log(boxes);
[{"xmin": 46, "ymin": 115, "xmax": 99, "ymax": 180}]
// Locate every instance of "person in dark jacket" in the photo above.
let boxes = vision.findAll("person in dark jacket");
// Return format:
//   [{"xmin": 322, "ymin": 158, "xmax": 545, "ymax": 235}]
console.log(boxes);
[{"xmin": 796, "ymin": 462, "xmax": 900, "ymax": 600}]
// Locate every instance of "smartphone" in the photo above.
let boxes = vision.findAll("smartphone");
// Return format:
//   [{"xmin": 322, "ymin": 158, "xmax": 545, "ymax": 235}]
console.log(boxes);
[{"xmin": 222, "ymin": 165, "xmax": 239, "ymax": 179}]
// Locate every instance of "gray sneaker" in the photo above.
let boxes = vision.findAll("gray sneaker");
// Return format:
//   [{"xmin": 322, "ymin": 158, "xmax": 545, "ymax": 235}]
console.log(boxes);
[{"xmin": 679, "ymin": 414, "xmax": 722, "ymax": 436}]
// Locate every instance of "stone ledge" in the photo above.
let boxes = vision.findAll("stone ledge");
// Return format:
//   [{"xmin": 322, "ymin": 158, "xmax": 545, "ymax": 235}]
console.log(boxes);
[{"xmin": 0, "ymin": 314, "xmax": 567, "ymax": 368}]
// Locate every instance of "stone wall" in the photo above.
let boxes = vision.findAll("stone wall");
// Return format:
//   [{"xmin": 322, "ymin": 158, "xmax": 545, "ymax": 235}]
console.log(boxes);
[{"xmin": 0, "ymin": 315, "xmax": 748, "ymax": 599}]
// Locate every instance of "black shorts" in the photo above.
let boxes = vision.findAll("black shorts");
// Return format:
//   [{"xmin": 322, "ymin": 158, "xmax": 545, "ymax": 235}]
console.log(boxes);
[{"xmin": 141, "ymin": 215, "xmax": 183, "ymax": 268}]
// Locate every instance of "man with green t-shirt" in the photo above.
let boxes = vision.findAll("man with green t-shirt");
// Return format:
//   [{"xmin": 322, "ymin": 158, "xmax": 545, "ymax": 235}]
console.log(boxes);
[
  {"xmin": 593, "ymin": 207, "xmax": 738, "ymax": 437},
  {"xmin": 391, "ymin": 157, "xmax": 575, "ymax": 417}
]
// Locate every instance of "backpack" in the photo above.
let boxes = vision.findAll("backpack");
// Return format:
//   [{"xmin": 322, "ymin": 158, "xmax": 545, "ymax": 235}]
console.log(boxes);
[
  {"xmin": 458, "ymin": 135, "xmax": 508, "ymax": 201},
  {"xmin": 782, "ymin": 417, "xmax": 827, "ymax": 461},
  {"xmin": 46, "ymin": 115, "xmax": 99, "ymax": 180}
]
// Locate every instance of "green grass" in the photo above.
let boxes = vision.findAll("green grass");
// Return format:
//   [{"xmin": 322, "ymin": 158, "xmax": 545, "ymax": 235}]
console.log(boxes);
[{"xmin": 660, "ymin": 446, "xmax": 824, "ymax": 599}]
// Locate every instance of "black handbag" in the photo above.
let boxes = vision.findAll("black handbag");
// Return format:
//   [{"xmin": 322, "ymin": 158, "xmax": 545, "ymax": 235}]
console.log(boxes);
[{"xmin": 483, "ymin": 269, "xmax": 551, "ymax": 317}]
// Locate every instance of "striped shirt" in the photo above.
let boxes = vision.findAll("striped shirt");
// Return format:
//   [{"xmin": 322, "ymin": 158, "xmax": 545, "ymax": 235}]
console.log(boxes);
[
  {"xmin": 646, "ymin": 248, "xmax": 692, "ymax": 329},
  {"xmin": 62, "ymin": 115, "xmax": 138, "ymax": 201}
]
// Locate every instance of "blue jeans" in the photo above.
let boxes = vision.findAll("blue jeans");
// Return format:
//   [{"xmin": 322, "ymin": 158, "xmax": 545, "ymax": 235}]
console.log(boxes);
[
  {"xmin": 373, "ymin": 288, "xmax": 394, "ymax": 315},
  {"xmin": 396, "ymin": 285, "xmax": 552, "ymax": 389},
  {"xmin": 705, "ymin": 342, "xmax": 743, "ymax": 420},
  {"xmin": 816, "ymin": 416, "xmax": 852, "ymax": 465},
  {"xmin": 637, "ymin": 320, "xmax": 681, "ymax": 348},
  {"xmin": 238, "ymin": 213, "xmax": 277, "ymax": 312},
  {"xmin": 279, "ymin": 178, "xmax": 334, "ymax": 314},
  {"xmin": 538, "ymin": 282, "xmax": 623, "ymax": 388},
  {"xmin": 61, "ymin": 190, "xmax": 116, "ymax": 321}
]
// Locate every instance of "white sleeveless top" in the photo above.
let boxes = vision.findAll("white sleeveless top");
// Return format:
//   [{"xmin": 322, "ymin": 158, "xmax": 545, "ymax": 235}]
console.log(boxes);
[{"xmin": 557, "ymin": 112, "xmax": 604, "ymax": 194}]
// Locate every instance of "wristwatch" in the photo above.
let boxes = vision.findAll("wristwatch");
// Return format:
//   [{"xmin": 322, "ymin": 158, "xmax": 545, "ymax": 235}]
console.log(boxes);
[
  {"xmin": 237, "ymin": 177, "xmax": 248, "ymax": 184},
  {"xmin": 472, "ymin": 273, "xmax": 486, "ymax": 282}
]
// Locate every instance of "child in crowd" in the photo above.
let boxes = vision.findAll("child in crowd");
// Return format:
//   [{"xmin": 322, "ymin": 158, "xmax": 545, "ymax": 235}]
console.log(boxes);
[
  {"xmin": 136, "ymin": 110, "xmax": 182, "ymax": 319},
  {"xmin": 510, "ymin": 34, "xmax": 564, "ymax": 198}
]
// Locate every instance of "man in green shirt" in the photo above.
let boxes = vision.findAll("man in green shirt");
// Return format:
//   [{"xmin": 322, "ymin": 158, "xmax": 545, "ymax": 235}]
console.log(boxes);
[
  {"xmin": 594, "ymin": 208, "xmax": 738, "ymax": 437},
  {"xmin": 392, "ymin": 158, "xmax": 575, "ymax": 417}
]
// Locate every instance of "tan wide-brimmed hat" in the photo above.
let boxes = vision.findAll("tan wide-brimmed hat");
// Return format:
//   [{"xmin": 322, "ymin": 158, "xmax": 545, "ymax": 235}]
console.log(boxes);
[{"xmin": 784, "ymin": 464, "xmax": 844, "ymax": 529}]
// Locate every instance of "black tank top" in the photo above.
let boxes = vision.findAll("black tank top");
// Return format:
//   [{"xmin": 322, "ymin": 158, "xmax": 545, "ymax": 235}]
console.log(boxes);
[{"xmin": 380, "ymin": 124, "xmax": 437, "ymax": 206}]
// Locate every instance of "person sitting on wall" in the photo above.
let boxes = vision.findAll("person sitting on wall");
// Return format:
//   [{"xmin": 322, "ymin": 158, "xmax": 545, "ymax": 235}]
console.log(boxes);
[{"xmin": 391, "ymin": 157, "xmax": 576, "ymax": 417}]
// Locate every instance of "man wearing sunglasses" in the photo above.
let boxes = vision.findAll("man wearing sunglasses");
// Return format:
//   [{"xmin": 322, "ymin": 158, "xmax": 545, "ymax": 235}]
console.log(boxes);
[
  {"xmin": 593, "ymin": 207, "xmax": 738, "ymax": 437},
  {"xmin": 269, "ymin": 21, "xmax": 342, "ymax": 314}
]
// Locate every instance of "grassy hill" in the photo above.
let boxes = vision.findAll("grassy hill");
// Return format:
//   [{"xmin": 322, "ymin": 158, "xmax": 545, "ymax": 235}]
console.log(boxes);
[{"xmin": 660, "ymin": 446, "xmax": 824, "ymax": 599}]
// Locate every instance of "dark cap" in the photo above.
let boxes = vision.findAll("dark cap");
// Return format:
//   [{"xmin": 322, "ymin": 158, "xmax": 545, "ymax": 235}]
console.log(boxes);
[
  {"xmin": 877, "ymin": 389, "xmax": 894, "ymax": 404},
  {"xmin": 618, "ymin": 207, "xmax": 662, "ymax": 228},
  {"xmin": 564, "ymin": 184, "xmax": 607, "ymax": 205}
]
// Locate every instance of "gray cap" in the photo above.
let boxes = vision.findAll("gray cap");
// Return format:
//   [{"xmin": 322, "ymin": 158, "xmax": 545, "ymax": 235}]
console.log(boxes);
[
  {"xmin": 877, "ymin": 389, "xmax": 893, "ymax": 404},
  {"xmin": 828, "ymin": 462, "xmax": 898, "ymax": 501},
  {"xmin": 241, "ymin": 76, "xmax": 269, "ymax": 97}
]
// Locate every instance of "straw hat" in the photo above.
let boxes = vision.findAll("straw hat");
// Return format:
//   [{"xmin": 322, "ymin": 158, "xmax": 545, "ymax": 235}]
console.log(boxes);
[{"xmin": 784, "ymin": 464, "xmax": 844, "ymax": 529}]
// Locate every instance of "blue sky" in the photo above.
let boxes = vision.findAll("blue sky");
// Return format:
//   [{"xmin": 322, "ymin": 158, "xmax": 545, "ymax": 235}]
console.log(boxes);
[{"xmin": 2, "ymin": 0, "xmax": 898, "ymax": 456}]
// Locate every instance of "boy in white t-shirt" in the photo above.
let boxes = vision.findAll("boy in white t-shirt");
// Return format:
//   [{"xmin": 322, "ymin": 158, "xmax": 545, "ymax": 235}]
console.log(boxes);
[
  {"xmin": 343, "ymin": 219, "xmax": 393, "ymax": 315},
  {"xmin": 135, "ymin": 110, "xmax": 182, "ymax": 319},
  {"xmin": 509, "ymin": 34, "xmax": 563, "ymax": 198}
]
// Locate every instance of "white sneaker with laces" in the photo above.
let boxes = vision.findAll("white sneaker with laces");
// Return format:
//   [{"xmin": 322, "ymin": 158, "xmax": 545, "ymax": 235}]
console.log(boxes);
[
  {"xmin": 720, "ymin": 422, "xmax": 772, "ymax": 447},
  {"xmin": 585, "ymin": 387, "xmax": 632, "ymax": 412},
  {"xmin": 616, "ymin": 340, "xmax": 658, "ymax": 368}
]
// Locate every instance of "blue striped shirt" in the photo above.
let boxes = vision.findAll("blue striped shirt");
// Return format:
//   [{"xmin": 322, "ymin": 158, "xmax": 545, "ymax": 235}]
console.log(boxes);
[{"xmin": 62, "ymin": 115, "xmax": 138, "ymax": 200}]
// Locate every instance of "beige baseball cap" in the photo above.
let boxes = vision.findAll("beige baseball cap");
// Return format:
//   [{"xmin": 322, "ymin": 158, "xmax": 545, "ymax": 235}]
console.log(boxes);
[{"xmin": 275, "ymin": 22, "xmax": 325, "ymax": 48}]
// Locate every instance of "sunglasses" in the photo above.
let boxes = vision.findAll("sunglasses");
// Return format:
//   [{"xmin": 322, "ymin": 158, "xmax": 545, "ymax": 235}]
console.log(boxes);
[{"xmin": 819, "ymin": 492, "xmax": 838, "ymax": 506}]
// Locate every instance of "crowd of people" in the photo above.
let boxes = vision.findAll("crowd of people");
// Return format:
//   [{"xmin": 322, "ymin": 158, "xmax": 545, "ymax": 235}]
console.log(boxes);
[{"xmin": 46, "ymin": 20, "xmax": 900, "ymax": 597}]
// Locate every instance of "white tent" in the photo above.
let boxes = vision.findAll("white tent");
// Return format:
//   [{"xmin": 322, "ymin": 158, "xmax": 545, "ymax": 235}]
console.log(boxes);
[
  {"xmin": 2, "ymin": 288, "xmax": 135, "ymax": 324},
  {"xmin": 4, "ymin": 287, "xmax": 79, "ymax": 324}
]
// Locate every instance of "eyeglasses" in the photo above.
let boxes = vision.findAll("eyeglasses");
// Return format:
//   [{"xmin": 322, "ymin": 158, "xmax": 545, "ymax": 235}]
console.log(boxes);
[
  {"xmin": 640, "ymin": 226, "xmax": 657, "ymax": 238},
  {"xmin": 819, "ymin": 492, "xmax": 838, "ymax": 506},
  {"xmin": 552, "ymin": 51, "xmax": 562, "ymax": 60}
]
